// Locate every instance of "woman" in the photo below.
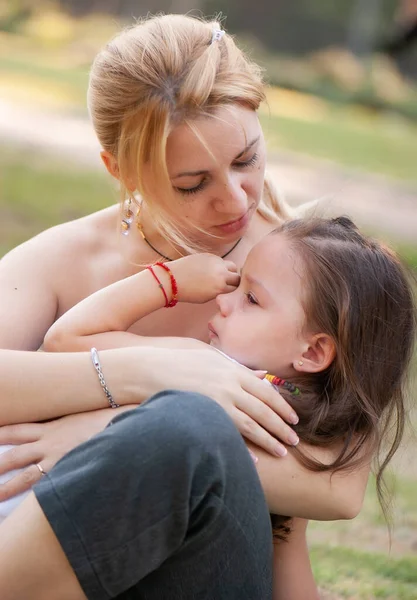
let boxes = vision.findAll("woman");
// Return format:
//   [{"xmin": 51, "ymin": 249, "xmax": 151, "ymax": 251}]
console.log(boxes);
[{"xmin": 0, "ymin": 14, "xmax": 371, "ymax": 598}]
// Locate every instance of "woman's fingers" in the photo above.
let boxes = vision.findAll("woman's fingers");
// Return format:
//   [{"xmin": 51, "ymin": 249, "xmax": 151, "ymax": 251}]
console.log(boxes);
[
  {"xmin": 0, "ymin": 442, "xmax": 42, "ymax": 476},
  {"xmin": 231, "ymin": 406, "xmax": 288, "ymax": 457},
  {"xmin": 244, "ymin": 375, "xmax": 299, "ymax": 427},
  {"xmin": 0, "ymin": 464, "xmax": 44, "ymax": 502},
  {"xmin": 237, "ymin": 389, "xmax": 299, "ymax": 452},
  {"xmin": 0, "ymin": 424, "xmax": 43, "ymax": 445}
]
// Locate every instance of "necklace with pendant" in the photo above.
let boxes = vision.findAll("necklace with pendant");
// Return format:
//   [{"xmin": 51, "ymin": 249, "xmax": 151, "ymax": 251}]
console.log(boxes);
[{"xmin": 121, "ymin": 198, "xmax": 242, "ymax": 262}]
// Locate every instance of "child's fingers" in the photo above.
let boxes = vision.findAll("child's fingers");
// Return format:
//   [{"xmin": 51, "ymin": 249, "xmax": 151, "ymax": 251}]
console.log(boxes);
[
  {"xmin": 223, "ymin": 260, "xmax": 238, "ymax": 272},
  {"xmin": 225, "ymin": 272, "xmax": 240, "ymax": 287}
]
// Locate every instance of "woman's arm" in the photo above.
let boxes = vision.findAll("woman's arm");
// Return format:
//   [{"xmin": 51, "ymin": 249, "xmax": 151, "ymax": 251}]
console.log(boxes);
[
  {"xmin": 0, "ymin": 347, "xmax": 151, "ymax": 425},
  {"xmin": 249, "ymin": 441, "xmax": 370, "ymax": 520},
  {"xmin": 0, "ymin": 354, "xmax": 369, "ymax": 520},
  {"xmin": 273, "ymin": 519, "xmax": 319, "ymax": 600},
  {"xmin": 0, "ymin": 232, "xmax": 61, "ymax": 350}
]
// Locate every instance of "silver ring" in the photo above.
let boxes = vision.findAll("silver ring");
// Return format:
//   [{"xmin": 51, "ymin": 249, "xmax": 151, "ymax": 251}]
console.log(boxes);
[{"xmin": 35, "ymin": 463, "xmax": 47, "ymax": 476}]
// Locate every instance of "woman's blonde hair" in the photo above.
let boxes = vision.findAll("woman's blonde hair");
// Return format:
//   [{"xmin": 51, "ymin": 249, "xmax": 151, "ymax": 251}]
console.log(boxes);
[{"xmin": 88, "ymin": 13, "xmax": 292, "ymax": 251}]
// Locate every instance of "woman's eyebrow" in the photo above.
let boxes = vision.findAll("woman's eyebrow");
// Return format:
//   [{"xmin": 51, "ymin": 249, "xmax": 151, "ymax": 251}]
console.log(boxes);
[
  {"xmin": 172, "ymin": 135, "xmax": 261, "ymax": 179},
  {"xmin": 234, "ymin": 135, "xmax": 260, "ymax": 160}
]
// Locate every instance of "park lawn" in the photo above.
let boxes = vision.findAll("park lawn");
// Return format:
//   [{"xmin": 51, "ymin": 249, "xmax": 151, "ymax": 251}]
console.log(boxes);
[
  {"xmin": 259, "ymin": 108, "xmax": 417, "ymax": 185},
  {"xmin": 308, "ymin": 470, "xmax": 417, "ymax": 598},
  {"xmin": 0, "ymin": 146, "xmax": 112, "ymax": 256},
  {"xmin": 311, "ymin": 545, "xmax": 417, "ymax": 599}
]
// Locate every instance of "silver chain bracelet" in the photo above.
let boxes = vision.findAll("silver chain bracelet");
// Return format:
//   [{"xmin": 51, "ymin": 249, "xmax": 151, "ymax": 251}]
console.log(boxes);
[{"xmin": 90, "ymin": 347, "xmax": 120, "ymax": 409}]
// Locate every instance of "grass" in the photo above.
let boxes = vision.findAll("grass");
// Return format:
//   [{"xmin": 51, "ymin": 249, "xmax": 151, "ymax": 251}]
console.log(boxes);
[
  {"xmin": 0, "ymin": 147, "xmax": 113, "ymax": 256},
  {"xmin": 307, "ymin": 469, "xmax": 417, "ymax": 598},
  {"xmin": 260, "ymin": 108, "xmax": 417, "ymax": 185},
  {"xmin": 311, "ymin": 545, "xmax": 417, "ymax": 599}
]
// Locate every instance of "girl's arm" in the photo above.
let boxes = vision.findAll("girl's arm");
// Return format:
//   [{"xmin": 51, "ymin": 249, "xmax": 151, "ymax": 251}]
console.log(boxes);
[
  {"xmin": 44, "ymin": 254, "xmax": 239, "ymax": 352},
  {"xmin": 273, "ymin": 519, "xmax": 320, "ymax": 600}
]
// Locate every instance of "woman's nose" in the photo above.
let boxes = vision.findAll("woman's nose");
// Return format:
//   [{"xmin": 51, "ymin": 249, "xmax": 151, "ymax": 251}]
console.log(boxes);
[{"xmin": 214, "ymin": 173, "xmax": 247, "ymax": 214}]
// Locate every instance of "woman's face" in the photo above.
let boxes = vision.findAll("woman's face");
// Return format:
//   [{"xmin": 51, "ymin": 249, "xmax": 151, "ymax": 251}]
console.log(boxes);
[{"xmin": 145, "ymin": 105, "xmax": 266, "ymax": 244}]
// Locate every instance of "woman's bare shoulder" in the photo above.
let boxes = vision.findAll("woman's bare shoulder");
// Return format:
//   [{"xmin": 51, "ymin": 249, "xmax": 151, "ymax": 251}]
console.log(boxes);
[{"xmin": 3, "ymin": 205, "xmax": 119, "ymax": 269}]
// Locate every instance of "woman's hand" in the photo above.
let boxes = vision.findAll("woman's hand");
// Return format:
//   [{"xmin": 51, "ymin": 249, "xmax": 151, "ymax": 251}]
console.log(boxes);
[
  {"xmin": 0, "ymin": 406, "xmax": 135, "ymax": 501},
  {"xmin": 169, "ymin": 254, "xmax": 240, "ymax": 304},
  {"xmin": 151, "ymin": 346, "xmax": 299, "ymax": 456}
]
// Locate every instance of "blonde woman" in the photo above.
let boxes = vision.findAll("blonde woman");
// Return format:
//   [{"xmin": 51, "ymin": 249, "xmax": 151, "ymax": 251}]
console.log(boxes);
[{"xmin": 0, "ymin": 14, "xmax": 370, "ymax": 598}]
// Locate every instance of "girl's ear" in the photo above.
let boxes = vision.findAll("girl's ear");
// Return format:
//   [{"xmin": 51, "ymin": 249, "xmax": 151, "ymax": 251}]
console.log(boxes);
[
  {"xmin": 101, "ymin": 151, "xmax": 120, "ymax": 180},
  {"xmin": 294, "ymin": 334, "xmax": 336, "ymax": 373}
]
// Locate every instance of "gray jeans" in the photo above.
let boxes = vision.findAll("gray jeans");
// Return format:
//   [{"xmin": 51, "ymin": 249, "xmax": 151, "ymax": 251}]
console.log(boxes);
[{"xmin": 34, "ymin": 391, "xmax": 273, "ymax": 599}]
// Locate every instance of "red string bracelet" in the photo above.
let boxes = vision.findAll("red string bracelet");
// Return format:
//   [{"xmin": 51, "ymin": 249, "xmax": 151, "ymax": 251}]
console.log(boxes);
[
  {"xmin": 155, "ymin": 262, "xmax": 178, "ymax": 308},
  {"xmin": 147, "ymin": 265, "xmax": 169, "ymax": 307}
]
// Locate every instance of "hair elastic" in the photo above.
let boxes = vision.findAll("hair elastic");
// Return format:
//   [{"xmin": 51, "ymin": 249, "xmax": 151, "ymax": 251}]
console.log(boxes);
[
  {"xmin": 211, "ymin": 29, "xmax": 225, "ymax": 44},
  {"xmin": 265, "ymin": 374, "xmax": 300, "ymax": 396}
]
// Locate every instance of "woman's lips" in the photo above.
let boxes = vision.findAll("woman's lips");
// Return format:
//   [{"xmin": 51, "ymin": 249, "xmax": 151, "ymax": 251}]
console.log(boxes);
[{"xmin": 215, "ymin": 206, "xmax": 253, "ymax": 235}]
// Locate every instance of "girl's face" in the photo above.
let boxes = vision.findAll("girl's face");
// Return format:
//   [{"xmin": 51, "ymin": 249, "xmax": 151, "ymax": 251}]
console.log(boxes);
[
  {"xmin": 145, "ymin": 105, "xmax": 266, "ymax": 244},
  {"xmin": 208, "ymin": 234, "xmax": 309, "ymax": 377}
]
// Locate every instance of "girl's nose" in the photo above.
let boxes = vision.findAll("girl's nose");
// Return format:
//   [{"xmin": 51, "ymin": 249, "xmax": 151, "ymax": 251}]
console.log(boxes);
[{"xmin": 216, "ymin": 290, "xmax": 236, "ymax": 317}]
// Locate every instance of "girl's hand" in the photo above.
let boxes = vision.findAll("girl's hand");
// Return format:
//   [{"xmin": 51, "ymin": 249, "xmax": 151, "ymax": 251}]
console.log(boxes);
[
  {"xmin": 169, "ymin": 254, "xmax": 240, "ymax": 304},
  {"xmin": 0, "ymin": 406, "xmax": 135, "ymax": 502}
]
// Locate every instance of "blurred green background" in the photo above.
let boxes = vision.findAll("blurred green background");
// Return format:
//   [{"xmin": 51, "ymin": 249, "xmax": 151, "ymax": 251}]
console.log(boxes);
[{"xmin": 0, "ymin": 2, "xmax": 416, "ymax": 598}]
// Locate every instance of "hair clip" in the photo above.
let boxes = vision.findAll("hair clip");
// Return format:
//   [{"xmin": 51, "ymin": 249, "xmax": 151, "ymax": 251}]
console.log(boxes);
[{"xmin": 211, "ymin": 29, "xmax": 225, "ymax": 44}]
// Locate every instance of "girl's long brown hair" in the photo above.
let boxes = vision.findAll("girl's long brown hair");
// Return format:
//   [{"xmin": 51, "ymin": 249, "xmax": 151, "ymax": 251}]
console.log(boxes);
[{"xmin": 271, "ymin": 217, "xmax": 416, "ymax": 539}]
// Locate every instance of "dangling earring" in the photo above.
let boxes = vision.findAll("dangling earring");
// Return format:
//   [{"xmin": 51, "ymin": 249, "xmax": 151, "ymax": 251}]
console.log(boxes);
[{"xmin": 121, "ymin": 198, "xmax": 135, "ymax": 236}]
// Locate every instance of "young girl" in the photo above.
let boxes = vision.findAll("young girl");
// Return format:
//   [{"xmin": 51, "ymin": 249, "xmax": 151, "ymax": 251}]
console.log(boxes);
[
  {"xmin": 0, "ymin": 216, "xmax": 414, "ymax": 597},
  {"xmin": 44, "ymin": 215, "xmax": 416, "ymax": 533}
]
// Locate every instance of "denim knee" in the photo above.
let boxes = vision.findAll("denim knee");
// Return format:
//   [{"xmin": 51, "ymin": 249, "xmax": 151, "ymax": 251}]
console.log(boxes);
[{"xmin": 110, "ymin": 389, "xmax": 243, "ymax": 463}]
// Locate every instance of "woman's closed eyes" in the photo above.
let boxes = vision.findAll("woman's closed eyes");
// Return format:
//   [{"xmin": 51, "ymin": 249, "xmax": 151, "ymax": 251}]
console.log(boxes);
[{"xmin": 174, "ymin": 152, "xmax": 259, "ymax": 196}]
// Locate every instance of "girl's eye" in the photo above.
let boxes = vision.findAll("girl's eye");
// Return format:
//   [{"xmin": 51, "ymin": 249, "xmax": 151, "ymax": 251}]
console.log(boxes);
[
  {"xmin": 234, "ymin": 153, "xmax": 259, "ymax": 169},
  {"xmin": 245, "ymin": 292, "xmax": 258, "ymax": 306},
  {"xmin": 175, "ymin": 179, "xmax": 207, "ymax": 196}
]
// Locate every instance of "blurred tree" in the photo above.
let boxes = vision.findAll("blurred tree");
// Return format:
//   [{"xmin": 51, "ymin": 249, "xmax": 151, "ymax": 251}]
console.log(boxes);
[
  {"xmin": 380, "ymin": 0, "xmax": 417, "ymax": 54},
  {"xmin": 59, "ymin": 0, "xmax": 202, "ymax": 16}
]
